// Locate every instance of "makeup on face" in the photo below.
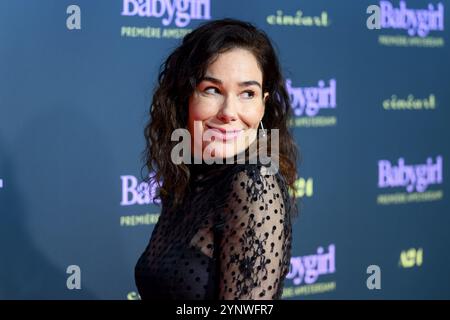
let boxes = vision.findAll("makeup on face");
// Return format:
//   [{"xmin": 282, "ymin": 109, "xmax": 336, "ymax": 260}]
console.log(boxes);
[{"xmin": 188, "ymin": 48, "xmax": 268, "ymax": 160}]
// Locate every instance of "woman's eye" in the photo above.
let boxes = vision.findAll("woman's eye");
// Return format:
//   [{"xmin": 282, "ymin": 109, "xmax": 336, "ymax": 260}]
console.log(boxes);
[
  {"xmin": 204, "ymin": 87, "xmax": 220, "ymax": 94},
  {"xmin": 241, "ymin": 90, "xmax": 255, "ymax": 99}
]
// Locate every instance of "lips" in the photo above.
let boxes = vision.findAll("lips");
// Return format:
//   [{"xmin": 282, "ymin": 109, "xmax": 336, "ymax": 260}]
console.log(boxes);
[{"xmin": 205, "ymin": 125, "xmax": 243, "ymax": 141}]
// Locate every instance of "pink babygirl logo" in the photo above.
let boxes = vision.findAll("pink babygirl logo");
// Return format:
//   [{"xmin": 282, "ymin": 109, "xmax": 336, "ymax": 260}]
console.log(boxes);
[
  {"xmin": 121, "ymin": 0, "xmax": 211, "ymax": 28},
  {"xmin": 367, "ymin": 1, "xmax": 445, "ymax": 37},
  {"xmin": 286, "ymin": 79, "xmax": 336, "ymax": 117},
  {"xmin": 120, "ymin": 175, "xmax": 160, "ymax": 206},
  {"xmin": 378, "ymin": 156, "xmax": 443, "ymax": 192},
  {"xmin": 286, "ymin": 244, "xmax": 336, "ymax": 285}
]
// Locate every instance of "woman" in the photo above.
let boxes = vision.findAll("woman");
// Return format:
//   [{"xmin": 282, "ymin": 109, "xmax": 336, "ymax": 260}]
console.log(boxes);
[{"xmin": 135, "ymin": 18, "xmax": 299, "ymax": 300}]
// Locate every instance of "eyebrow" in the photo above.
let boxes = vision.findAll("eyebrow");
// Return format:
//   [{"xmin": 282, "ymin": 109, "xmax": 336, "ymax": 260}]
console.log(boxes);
[{"xmin": 200, "ymin": 76, "xmax": 262, "ymax": 89}]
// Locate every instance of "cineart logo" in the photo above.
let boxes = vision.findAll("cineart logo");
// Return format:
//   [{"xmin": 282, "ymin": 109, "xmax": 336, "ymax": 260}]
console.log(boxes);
[
  {"xmin": 121, "ymin": 0, "xmax": 211, "ymax": 28},
  {"xmin": 286, "ymin": 79, "xmax": 336, "ymax": 117},
  {"xmin": 120, "ymin": 175, "xmax": 160, "ymax": 206},
  {"xmin": 367, "ymin": 1, "xmax": 444, "ymax": 37},
  {"xmin": 378, "ymin": 156, "xmax": 443, "ymax": 192},
  {"xmin": 286, "ymin": 244, "xmax": 335, "ymax": 285}
]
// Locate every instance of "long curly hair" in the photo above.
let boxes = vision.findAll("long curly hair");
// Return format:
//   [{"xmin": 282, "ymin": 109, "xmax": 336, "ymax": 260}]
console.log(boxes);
[{"xmin": 141, "ymin": 18, "xmax": 300, "ymax": 212}]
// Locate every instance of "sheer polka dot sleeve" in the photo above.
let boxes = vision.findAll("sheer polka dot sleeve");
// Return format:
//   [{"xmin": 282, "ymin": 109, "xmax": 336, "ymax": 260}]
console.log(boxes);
[{"xmin": 217, "ymin": 165, "xmax": 292, "ymax": 300}]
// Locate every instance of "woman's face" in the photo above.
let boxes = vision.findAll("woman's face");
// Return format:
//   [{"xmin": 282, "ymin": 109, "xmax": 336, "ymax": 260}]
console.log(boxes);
[{"xmin": 188, "ymin": 48, "xmax": 268, "ymax": 161}]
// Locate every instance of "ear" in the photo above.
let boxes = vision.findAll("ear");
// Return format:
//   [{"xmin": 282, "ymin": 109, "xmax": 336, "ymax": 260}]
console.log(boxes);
[{"xmin": 263, "ymin": 92, "xmax": 269, "ymax": 103}]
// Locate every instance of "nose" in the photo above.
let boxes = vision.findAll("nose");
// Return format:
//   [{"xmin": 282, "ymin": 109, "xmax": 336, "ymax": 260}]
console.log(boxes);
[{"xmin": 216, "ymin": 95, "xmax": 239, "ymax": 123}]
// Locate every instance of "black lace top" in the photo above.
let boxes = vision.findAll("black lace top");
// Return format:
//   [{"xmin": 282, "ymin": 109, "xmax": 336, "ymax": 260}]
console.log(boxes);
[{"xmin": 134, "ymin": 154, "xmax": 296, "ymax": 300}]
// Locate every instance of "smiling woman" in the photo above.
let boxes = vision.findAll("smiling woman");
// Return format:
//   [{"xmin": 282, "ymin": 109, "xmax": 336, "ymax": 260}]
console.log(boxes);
[
  {"xmin": 135, "ymin": 18, "xmax": 300, "ymax": 300},
  {"xmin": 188, "ymin": 48, "xmax": 269, "ymax": 161}
]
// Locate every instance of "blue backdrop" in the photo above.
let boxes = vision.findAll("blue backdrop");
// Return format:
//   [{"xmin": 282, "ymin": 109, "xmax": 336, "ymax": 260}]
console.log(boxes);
[{"xmin": 1, "ymin": 0, "xmax": 449, "ymax": 299}]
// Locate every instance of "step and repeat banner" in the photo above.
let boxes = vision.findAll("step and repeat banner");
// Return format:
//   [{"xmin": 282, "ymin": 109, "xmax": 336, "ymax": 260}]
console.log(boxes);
[{"xmin": 0, "ymin": 0, "xmax": 449, "ymax": 299}]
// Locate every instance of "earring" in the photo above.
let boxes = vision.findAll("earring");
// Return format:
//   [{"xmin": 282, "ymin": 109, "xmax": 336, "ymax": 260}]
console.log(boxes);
[{"xmin": 260, "ymin": 121, "xmax": 266, "ymax": 137}]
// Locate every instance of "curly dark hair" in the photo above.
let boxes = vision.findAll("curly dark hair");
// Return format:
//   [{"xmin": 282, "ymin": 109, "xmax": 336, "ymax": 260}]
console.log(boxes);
[{"xmin": 141, "ymin": 18, "xmax": 300, "ymax": 212}]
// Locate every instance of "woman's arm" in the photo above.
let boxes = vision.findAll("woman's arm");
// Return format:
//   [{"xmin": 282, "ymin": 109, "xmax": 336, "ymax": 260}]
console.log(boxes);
[{"xmin": 217, "ymin": 166, "xmax": 291, "ymax": 300}]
